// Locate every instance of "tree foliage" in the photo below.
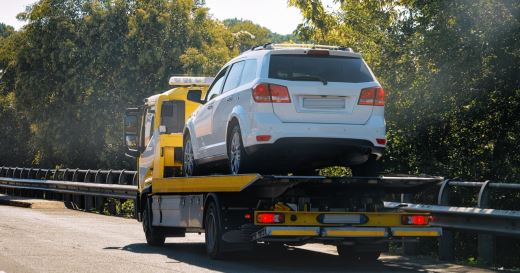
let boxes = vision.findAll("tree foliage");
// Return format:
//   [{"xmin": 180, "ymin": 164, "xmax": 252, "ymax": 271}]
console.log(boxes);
[
  {"xmin": 0, "ymin": 0, "xmax": 291, "ymax": 169},
  {"xmin": 290, "ymin": 0, "xmax": 520, "ymax": 181}
]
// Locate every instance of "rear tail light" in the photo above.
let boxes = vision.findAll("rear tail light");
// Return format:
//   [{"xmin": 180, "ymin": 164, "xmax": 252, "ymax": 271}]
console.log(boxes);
[
  {"xmin": 402, "ymin": 215, "xmax": 431, "ymax": 225},
  {"xmin": 358, "ymin": 87, "xmax": 385, "ymax": 106},
  {"xmin": 253, "ymin": 83, "xmax": 291, "ymax": 103},
  {"xmin": 257, "ymin": 213, "xmax": 285, "ymax": 224},
  {"xmin": 376, "ymin": 138, "xmax": 387, "ymax": 145}
]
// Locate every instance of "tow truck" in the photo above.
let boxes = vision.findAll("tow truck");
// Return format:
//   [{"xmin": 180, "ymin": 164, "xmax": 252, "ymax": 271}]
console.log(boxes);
[{"xmin": 123, "ymin": 76, "xmax": 442, "ymax": 260}]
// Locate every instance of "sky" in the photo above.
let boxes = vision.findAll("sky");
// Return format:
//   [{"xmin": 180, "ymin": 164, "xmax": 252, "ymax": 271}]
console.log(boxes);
[{"xmin": 0, "ymin": 0, "xmax": 337, "ymax": 34}]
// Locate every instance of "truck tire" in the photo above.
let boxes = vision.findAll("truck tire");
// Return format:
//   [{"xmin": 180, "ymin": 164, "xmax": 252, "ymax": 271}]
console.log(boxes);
[
  {"xmin": 351, "ymin": 157, "xmax": 382, "ymax": 177},
  {"xmin": 337, "ymin": 245, "xmax": 381, "ymax": 262},
  {"xmin": 227, "ymin": 124, "xmax": 249, "ymax": 175},
  {"xmin": 143, "ymin": 197, "xmax": 165, "ymax": 246},
  {"xmin": 205, "ymin": 201, "xmax": 225, "ymax": 259}
]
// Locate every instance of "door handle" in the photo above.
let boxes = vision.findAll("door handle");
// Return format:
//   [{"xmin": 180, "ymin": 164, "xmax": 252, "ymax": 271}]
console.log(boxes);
[
  {"xmin": 225, "ymin": 96, "xmax": 233, "ymax": 102},
  {"xmin": 207, "ymin": 104, "xmax": 214, "ymax": 110}
]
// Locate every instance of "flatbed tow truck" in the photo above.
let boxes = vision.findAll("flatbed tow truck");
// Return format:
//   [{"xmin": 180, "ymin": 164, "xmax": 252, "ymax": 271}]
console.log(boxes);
[{"xmin": 123, "ymin": 76, "xmax": 443, "ymax": 260}]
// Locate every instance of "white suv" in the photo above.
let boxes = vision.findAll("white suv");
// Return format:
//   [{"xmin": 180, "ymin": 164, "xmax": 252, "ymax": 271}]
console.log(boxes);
[{"xmin": 183, "ymin": 44, "xmax": 386, "ymax": 176}]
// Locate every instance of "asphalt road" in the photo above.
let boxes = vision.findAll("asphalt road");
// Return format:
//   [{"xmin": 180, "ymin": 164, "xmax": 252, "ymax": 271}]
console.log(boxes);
[{"xmin": 0, "ymin": 205, "xmax": 493, "ymax": 273}]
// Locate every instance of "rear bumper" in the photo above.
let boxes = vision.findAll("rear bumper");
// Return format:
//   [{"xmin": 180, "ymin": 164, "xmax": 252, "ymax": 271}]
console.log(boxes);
[
  {"xmin": 245, "ymin": 137, "xmax": 385, "ymax": 169},
  {"xmin": 252, "ymin": 226, "xmax": 442, "ymax": 241}
]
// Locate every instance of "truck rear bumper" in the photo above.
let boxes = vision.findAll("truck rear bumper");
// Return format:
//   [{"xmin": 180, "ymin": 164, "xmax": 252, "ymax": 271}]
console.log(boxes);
[{"xmin": 252, "ymin": 226, "xmax": 442, "ymax": 241}]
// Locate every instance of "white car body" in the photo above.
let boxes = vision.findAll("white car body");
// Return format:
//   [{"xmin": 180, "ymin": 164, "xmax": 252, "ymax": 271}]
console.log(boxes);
[{"xmin": 184, "ymin": 45, "xmax": 386, "ymax": 174}]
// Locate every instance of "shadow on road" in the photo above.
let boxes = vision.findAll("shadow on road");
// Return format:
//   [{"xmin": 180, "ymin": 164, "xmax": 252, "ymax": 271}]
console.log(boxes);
[{"xmin": 105, "ymin": 242, "xmax": 441, "ymax": 272}]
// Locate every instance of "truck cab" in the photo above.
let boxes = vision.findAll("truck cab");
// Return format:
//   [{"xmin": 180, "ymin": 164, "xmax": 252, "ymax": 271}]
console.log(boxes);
[{"xmin": 123, "ymin": 76, "xmax": 212, "ymax": 191}]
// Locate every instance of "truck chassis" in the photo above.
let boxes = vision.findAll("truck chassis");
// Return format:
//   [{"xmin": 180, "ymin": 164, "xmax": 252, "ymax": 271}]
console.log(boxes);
[{"xmin": 136, "ymin": 174, "xmax": 443, "ymax": 260}]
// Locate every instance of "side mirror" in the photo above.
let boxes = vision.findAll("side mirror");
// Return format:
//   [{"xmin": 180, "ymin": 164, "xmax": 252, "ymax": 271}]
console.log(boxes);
[
  {"xmin": 124, "ymin": 108, "xmax": 142, "ymax": 158},
  {"xmin": 187, "ymin": 89, "xmax": 204, "ymax": 104}
]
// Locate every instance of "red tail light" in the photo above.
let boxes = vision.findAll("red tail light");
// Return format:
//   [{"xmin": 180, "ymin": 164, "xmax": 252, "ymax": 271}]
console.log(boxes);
[
  {"xmin": 358, "ymin": 87, "xmax": 385, "ymax": 106},
  {"xmin": 253, "ymin": 83, "xmax": 291, "ymax": 103},
  {"xmin": 402, "ymin": 215, "xmax": 431, "ymax": 225},
  {"xmin": 252, "ymin": 83, "xmax": 271, "ymax": 102},
  {"xmin": 374, "ymin": 87, "xmax": 385, "ymax": 106},
  {"xmin": 257, "ymin": 213, "xmax": 285, "ymax": 224}
]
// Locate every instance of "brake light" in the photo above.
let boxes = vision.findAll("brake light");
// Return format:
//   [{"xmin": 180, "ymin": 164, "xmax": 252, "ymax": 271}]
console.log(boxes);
[
  {"xmin": 252, "ymin": 83, "xmax": 271, "ymax": 102},
  {"xmin": 257, "ymin": 213, "xmax": 285, "ymax": 224},
  {"xmin": 307, "ymin": 49, "xmax": 329, "ymax": 56},
  {"xmin": 402, "ymin": 215, "xmax": 431, "ymax": 225},
  {"xmin": 376, "ymin": 138, "xmax": 387, "ymax": 145},
  {"xmin": 253, "ymin": 83, "xmax": 291, "ymax": 103},
  {"xmin": 374, "ymin": 87, "xmax": 385, "ymax": 106},
  {"xmin": 358, "ymin": 87, "xmax": 385, "ymax": 106}
]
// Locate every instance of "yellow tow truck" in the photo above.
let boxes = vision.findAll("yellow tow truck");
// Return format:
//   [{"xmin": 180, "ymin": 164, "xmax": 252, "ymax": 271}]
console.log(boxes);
[{"xmin": 123, "ymin": 76, "xmax": 442, "ymax": 260}]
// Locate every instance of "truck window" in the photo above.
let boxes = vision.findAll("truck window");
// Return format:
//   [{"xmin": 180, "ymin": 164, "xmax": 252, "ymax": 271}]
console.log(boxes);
[
  {"xmin": 160, "ymin": 100, "xmax": 185, "ymax": 134},
  {"xmin": 144, "ymin": 107, "xmax": 155, "ymax": 145},
  {"xmin": 222, "ymin": 61, "xmax": 245, "ymax": 93}
]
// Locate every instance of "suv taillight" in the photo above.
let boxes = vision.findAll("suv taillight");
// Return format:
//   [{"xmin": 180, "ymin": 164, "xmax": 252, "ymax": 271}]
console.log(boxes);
[
  {"xmin": 358, "ymin": 87, "xmax": 384, "ymax": 106},
  {"xmin": 253, "ymin": 83, "xmax": 291, "ymax": 103}
]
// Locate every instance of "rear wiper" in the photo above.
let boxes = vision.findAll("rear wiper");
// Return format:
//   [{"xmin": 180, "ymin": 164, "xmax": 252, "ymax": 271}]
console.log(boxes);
[{"xmin": 286, "ymin": 75, "xmax": 328, "ymax": 85}]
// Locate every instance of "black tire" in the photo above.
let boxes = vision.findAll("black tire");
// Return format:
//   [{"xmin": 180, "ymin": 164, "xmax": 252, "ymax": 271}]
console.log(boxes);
[
  {"xmin": 337, "ymin": 245, "xmax": 381, "ymax": 262},
  {"xmin": 205, "ymin": 201, "xmax": 225, "ymax": 259},
  {"xmin": 351, "ymin": 157, "xmax": 382, "ymax": 177},
  {"xmin": 143, "ymin": 197, "xmax": 165, "ymax": 246},
  {"xmin": 183, "ymin": 134, "xmax": 199, "ymax": 177},
  {"xmin": 227, "ymin": 124, "xmax": 249, "ymax": 175}
]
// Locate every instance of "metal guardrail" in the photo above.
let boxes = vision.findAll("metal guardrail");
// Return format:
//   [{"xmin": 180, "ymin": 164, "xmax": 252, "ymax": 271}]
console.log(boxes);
[
  {"xmin": 0, "ymin": 166, "xmax": 137, "ymax": 185},
  {"xmin": 389, "ymin": 179, "xmax": 520, "ymax": 265},
  {"xmin": 0, "ymin": 177, "xmax": 137, "ymax": 199},
  {"xmin": 0, "ymin": 166, "xmax": 138, "ymax": 214}
]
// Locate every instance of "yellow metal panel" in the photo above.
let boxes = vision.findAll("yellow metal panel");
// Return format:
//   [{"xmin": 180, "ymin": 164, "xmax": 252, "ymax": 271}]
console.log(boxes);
[
  {"xmin": 393, "ymin": 230, "xmax": 441, "ymax": 237},
  {"xmin": 152, "ymin": 174, "xmax": 261, "ymax": 193},
  {"xmin": 163, "ymin": 147, "xmax": 175, "ymax": 166},
  {"xmin": 271, "ymin": 230, "xmax": 318, "ymax": 236},
  {"xmin": 326, "ymin": 230, "xmax": 386, "ymax": 237}
]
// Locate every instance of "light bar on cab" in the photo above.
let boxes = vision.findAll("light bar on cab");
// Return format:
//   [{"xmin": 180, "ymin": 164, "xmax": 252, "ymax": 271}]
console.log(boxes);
[{"xmin": 169, "ymin": 76, "xmax": 214, "ymax": 86}]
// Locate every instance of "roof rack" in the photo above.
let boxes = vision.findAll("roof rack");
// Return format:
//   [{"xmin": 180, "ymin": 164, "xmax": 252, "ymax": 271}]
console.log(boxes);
[{"xmin": 248, "ymin": 43, "xmax": 353, "ymax": 52}]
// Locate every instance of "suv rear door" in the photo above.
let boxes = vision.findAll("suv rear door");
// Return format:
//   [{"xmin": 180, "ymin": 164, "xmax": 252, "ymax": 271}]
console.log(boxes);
[{"xmin": 267, "ymin": 52, "xmax": 379, "ymax": 125}]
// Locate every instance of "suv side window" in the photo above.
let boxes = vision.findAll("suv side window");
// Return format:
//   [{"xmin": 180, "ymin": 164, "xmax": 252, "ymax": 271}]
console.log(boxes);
[
  {"xmin": 222, "ymin": 61, "xmax": 245, "ymax": 93},
  {"xmin": 206, "ymin": 67, "xmax": 228, "ymax": 101},
  {"xmin": 239, "ymin": 59, "xmax": 257, "ymax": 85}
]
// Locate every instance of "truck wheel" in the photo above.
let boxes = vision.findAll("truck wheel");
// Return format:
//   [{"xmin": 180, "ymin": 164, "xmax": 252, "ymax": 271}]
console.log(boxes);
[
  {"xmin": 351, "ymin": 157, "xmax": 382, "ymax": 177},
  {"xmin": 183, "ymin": 135, "xmax": 198, "ymax": 176},
  {"xmin": 227, "ymin": 125, "xmax": 249, "ymax": 175},
  {"xmin": 337, "ymin": 245, "xmax": 381, "ymax": 262},
  {"xmin": 143, "ymin": 197, "xmax": 165, "ymax": 246},
  {"xmin": 205, "ymin": 201, "xmax": 225, "ymax": 259}
]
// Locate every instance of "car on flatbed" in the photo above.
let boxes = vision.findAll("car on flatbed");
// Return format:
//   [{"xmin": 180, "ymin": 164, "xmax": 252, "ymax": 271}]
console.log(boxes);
[{"xmin": 183, "ymin": 43, "xmax": 386, "ymax": 176}]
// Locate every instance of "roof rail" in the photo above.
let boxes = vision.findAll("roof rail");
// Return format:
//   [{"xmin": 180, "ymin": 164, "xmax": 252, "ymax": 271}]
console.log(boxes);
[{"xmin": 249, "ymin": 43, "xmax": 353, "ymax": 52}]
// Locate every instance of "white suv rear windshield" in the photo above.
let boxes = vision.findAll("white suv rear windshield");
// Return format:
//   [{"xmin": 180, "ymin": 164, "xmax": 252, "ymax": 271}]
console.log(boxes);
[{"xmin": 268, "ymin": 54, "xmax": 374, "ymax": 83}]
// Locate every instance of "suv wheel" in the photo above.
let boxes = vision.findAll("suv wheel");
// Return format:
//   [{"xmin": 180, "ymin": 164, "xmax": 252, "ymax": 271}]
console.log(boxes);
[
  {"xmin": 228, "ymin": 125, "xmax": 249, "ymax": 175},
  {"xmin": 183, "ymin": 135, "xmax": 198, "ymax": 176}
]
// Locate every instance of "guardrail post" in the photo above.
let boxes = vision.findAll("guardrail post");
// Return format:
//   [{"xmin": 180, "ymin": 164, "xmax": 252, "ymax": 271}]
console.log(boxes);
[
  {"xmin": 477, "ymin": 180, "xmax": 495, "ymax": 266},
  {"xmin": 95, "ymin": 170, "xmax": 105, "ymax": 213},
  {"xmin": 82, "ymin": 169, "xmax": 95, "ymax": 211},
  {"xmin": 437, "ymin": 179, "xmax": 455, "ymax": 261},
  {"xmin": 401, "ymin": 193, "xmax": 419, "ymax": 255}
]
